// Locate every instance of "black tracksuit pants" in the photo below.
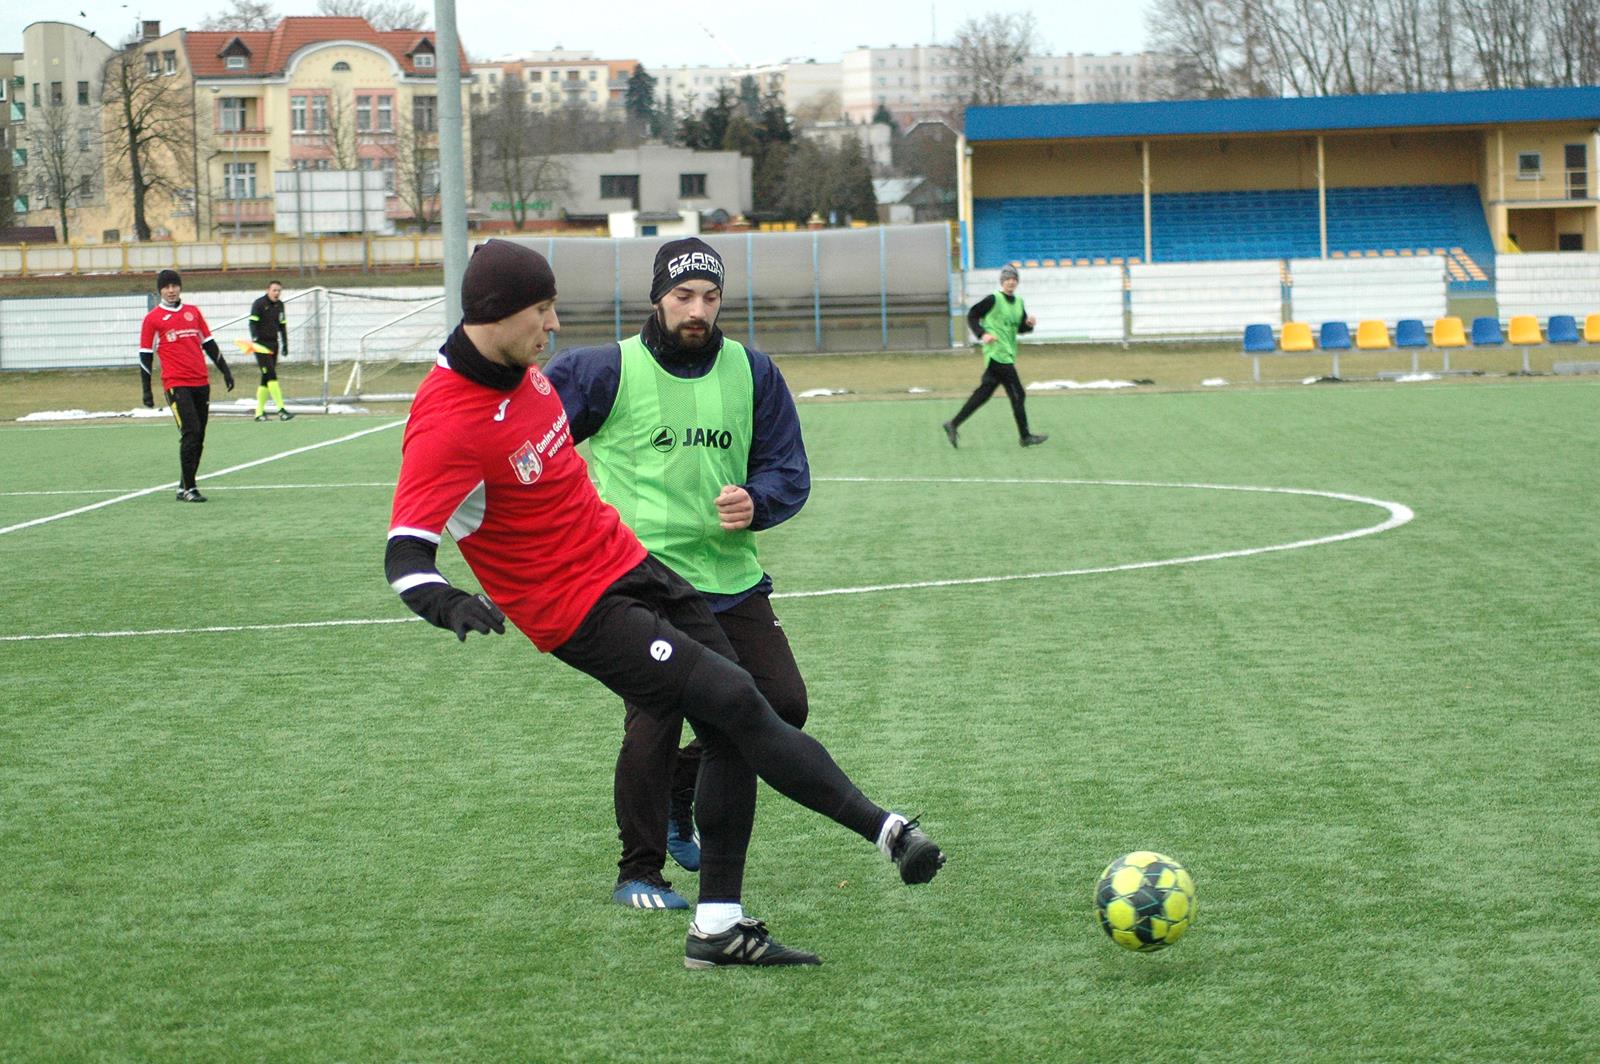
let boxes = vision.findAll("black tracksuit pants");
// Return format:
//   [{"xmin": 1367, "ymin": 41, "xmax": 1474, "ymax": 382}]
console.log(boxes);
[
  {"xmin": 166, "ymin": 385, "xmax": 211, "ymax": 490},
  {"xmin": 553, "ymin": 557, "xmax": 882, "ymax": 906},
  {"xmin": 951, "ymin": 358, "xmax": 1032, "ymax": 438},
  {"xmin": 612, "ymin": 590, "xmax": 809, "ymax": 885}
]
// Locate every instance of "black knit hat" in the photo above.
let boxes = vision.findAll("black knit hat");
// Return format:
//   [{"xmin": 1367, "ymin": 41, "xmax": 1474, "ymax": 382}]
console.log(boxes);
[
  {"xmin": 156, "ymin": 269, "xmax": 181, "ymax": 290},
  {"xmin": 461, "ymin": 239, "xmax": 557, "ymax": 324},
  {"xmin": 649, "ymin": 238, "xmax": 725, "ymax": 304}
]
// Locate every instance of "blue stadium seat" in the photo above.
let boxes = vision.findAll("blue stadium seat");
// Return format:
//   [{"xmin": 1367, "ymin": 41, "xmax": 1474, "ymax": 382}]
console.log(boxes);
[
  {"xmin": 1319, "ymin": 322, "xmax": 1352, "ymax": 350},
  {"xmin": 1243, "ymin": 323, "xmax": 1276, "ymax": 352},
  {"xmin": 1395, "ymin": 318, "xmax": 1429, "ymax": 372},
  {"xmin": 1547, "ymin": 315, "xmax": 1580, "ymax": 344},
  {"xmin": 1470, "ymin": 317, "xmax": 1504, "ymax": 346}
]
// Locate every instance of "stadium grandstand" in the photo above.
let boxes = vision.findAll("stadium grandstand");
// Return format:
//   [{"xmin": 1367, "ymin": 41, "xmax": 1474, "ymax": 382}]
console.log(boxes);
[{"xmin": 958, "ymin": 87, "xmax": 1600, "ymax": 293}]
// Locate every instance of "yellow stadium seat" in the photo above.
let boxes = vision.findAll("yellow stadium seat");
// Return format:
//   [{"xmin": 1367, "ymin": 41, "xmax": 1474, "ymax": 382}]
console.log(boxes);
[
  {"xmin": 1399, "ymin": 248, "xmax": 1413, "ymax": 256},
  {"xmin": 1024, "ymin": 260, "xmax": 1039, "ymax": 268},
  {"xmin": 1432, "ymin": 317, "xmax": 1467, "ymax": 347},
  {"xmin": 1128, "ymin": 256, "xmax": 1141, "ymax": 265},
  {"xmin": 1382, "ymin": 249, "xmax": 1397, "ymax": 257},
  {"xmin": 1280, "ymin": 322, "xmax": 1315, "ymax": 352},
  {"xmin": 1356, "ymin": 320, "xmax": 1391, "ymax": 350},
  {"xmin": 1330, "ymin": 250, "xmax": 1346, "ymax": 258},
  {"xmin": 1585, "ymin": 314, "xmax": 1600, "ymax": 343},
  {"xmin": 1076, "ymin": 258, "xmax": 1090, "ymax": 266},
  {"xmin": 1507, "ymin": 315, "xmax": 1542, "ymax": 345},
  {"xmin": 1041, "ymin": 259, "xmax": 1056, "ymax": 267}
]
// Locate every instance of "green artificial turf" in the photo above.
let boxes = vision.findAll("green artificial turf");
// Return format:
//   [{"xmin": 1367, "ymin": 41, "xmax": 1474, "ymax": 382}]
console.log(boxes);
[{"xmin": 2, "ymin": 376, "xmax": 1597, "ymax": 1061}]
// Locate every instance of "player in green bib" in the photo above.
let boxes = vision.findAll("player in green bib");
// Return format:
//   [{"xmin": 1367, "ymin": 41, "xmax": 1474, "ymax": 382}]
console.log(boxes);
[
  {"xmin": 942, "ymin": 264, "xmax": 1049, "ymax": 448},
  {"xmin": 544, "ymin": 238, "xmax": 817, "ymax": 929}
]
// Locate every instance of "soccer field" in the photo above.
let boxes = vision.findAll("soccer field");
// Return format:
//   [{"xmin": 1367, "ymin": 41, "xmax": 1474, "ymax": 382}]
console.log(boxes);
[{"xmin": 3, "ymin": 377, "xmax": 1597, "ymax": 1061}]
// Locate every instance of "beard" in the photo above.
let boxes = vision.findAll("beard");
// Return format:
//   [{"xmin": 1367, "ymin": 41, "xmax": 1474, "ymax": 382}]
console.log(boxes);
[{"xmin": 669, "ymin": 318, "xmax": 712, "ymax": 348}]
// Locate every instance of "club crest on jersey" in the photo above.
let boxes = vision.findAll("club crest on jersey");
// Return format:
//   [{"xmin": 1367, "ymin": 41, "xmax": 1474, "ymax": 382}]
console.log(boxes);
[
  {"xmin": 509, "ymin": 440, "xmax": 543, "ymax": 484},
  {"xmin": 529, "ymin": 368, "xmax": 552, "ymax": 395}
]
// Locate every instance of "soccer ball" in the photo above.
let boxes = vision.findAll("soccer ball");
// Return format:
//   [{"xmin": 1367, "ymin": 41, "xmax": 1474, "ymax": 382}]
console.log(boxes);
[{"xmin": 1095, "ymin": 851, "xmax": 1196, "ymax": 952}]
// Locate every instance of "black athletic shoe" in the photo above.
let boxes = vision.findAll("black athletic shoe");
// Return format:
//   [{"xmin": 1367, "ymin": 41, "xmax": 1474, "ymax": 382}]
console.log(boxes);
[
  {"xmin": 176, "ymin": 487, "xmax": 208, "ymax": 502},
  {"xmin": 278, "ymin": 409, "xmax": 296, "ymax": 421},
  {"xmin": 942, "ymin": 420, "xmax": 960, "ymax": 448},
  {"xmin": 1020, "ymin": 433, "xmax": 1050, "ymax": 447},
  {"xmin": 888, "ymin": 816, "xmax": 945, "ymax": 885},
  {"xmin": 684, "ymin": 918, "xmax": 821, "ymax": 969},
  {"xmin": 253, "ymin": 413, "xmax": 268, "ymax": 422}
]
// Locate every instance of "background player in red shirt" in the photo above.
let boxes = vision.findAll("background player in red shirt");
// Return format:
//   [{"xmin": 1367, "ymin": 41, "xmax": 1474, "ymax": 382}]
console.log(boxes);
[
  {"xmin": 386, "ymin": 240, "xmax": 945, "ymax": 968},
  {"xmin": 138, "ymin": 269, "xmax": 235, "ymax": 502}
]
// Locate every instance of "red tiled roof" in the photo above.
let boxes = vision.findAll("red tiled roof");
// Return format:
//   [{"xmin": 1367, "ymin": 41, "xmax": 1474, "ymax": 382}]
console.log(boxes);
[{"xmin": 186, "ymin": 16, "xmax": 466, "ymax": 78}]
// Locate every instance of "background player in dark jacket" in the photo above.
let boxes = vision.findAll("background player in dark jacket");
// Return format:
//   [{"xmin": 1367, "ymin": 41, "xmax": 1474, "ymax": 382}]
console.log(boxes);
[
  {"xmin": 248, "ymin": 280, "xmax": 295, "ymax": 422},
  {"xmin": 545, "ymin": 238, "xmax": 810, "ymax": 912},
  {"xmin": 942, "ymin": 264, "xmax": 1048, "ymax": 448},
  {"xmin": 385, "ymin": 240, "xmax": 944, "ymax": 968},
  {"xmin": 138, "ymin": 269, "xmax": 234, "ymax": 502}
]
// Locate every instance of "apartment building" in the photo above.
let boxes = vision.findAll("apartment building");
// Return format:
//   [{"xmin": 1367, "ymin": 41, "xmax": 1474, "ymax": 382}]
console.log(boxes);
[
  {"xmin": 1, "ymin": 51, "xmax": 19, "ymax": 227},
  {"xmin": 841, "ymin": 43, "xmax": 1151, "ymax": 126},
  {"xmin": 14, "ymin": 21, "xmax": 115, "ymax": 240},
  {"xmin": 187, "ymin": 15, "xmax": 469, "ymax": 234},
  {"xmin": 649, "ymin": 59, "xmax": 841, "ymax": 119},
  {"xmin": 469, "ymin": 50, "xmax": 628, "ymax": 116}
]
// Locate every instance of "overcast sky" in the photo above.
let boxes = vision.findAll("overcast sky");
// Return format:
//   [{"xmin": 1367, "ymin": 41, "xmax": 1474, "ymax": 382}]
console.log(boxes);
[{"xmin": 4, "ymin": 1, "xmax": 1153, "ymax": 67}]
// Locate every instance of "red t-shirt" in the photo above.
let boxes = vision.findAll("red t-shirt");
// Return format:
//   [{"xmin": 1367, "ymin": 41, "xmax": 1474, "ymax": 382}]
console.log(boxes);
[
  {"xmin": 139, "ymin": 302, "xmax": 215, "ymax": 389},
  {"xmin": 389, "ymin": 356, "xmax": 647, "ymax": 652}
]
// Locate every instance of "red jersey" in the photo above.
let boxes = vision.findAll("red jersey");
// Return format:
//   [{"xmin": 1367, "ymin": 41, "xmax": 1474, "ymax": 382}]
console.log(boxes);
[
  {"xmin": 389, "ymin": 356, "xmax": 647, "ymax": 652},
  {"xmin": 139, "ymin": 302, "xmax": 215, "ymax": 389}
]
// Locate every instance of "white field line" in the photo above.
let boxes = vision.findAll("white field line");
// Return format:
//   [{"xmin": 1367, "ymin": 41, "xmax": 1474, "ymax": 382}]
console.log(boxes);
[
  {"xmin": 0, "ymin": 422, "xmax": 404, "ymax": 536},
  {"xmin": 0, "ymin": 482, "xmax": 396, "ymax": 497},
  {"xmin": 0, "ymin": 476, "xmax": 1413, "ymax": 643}
]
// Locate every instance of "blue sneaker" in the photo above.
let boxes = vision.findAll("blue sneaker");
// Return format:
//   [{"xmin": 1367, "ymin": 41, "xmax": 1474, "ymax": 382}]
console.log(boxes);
[
  {"xmin": 667, "ymin": 818, "xmax": 701, "ymax": 872},
  {"xmin": 613, "ymin": 875, "xmax": 689, "ymax": 910}
]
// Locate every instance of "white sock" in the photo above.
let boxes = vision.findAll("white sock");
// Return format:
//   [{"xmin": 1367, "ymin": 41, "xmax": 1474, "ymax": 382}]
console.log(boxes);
[
  {"xmin": 876, "ymin": 813, "xmax": 909, "ymax": 857},
  {"xmin": 693, "ymin": 903, "xmax": 743, "ymax": 935}
]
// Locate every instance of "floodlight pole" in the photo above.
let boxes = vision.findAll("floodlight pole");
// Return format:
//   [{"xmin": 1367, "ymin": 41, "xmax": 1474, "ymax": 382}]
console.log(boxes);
[{"xmin": 435, "ymin": 0, "xmax": 467, "ymax": 326}]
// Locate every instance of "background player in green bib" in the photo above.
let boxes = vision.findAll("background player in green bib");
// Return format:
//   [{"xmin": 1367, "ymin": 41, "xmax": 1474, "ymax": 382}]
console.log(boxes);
[
  {"xmin": 545, "ymin": 237, "xmax": 812, "ymax": 916},
  {"xmin": 942, "ymin": 264, "xmax": 1048, "ymax": 448}
]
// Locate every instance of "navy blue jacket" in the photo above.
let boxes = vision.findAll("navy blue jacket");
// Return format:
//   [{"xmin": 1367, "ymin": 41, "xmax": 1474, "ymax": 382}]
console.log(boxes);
[{"xmin": 544, "ymin": 328, "xmax": 809, "ymax": 610}]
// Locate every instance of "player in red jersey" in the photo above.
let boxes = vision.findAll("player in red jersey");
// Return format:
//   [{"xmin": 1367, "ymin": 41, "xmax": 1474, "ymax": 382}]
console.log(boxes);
[
  {"xmin": 385, "ymin": 240, "xmax": 945, "ymax": 968},
  {"xmin": 138, "ymin": 269, "xmax": 235, "ymax": 502}
]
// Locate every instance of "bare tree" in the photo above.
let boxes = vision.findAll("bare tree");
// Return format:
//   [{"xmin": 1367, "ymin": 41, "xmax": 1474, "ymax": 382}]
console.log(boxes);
[
  {"xmin": 472, "ymin": 89, "xmax": 570, "ymax": 231},
  {"xmin": 1541, "ymin": 0, "xmax": 1600, "ymax": 85},
  {"xmin": 198, "ymin": 0, "xmax": 278, "ymax": 30},
  {"xmin": 386, "ymin": 94, "xmax": 440, "ymax": 231},
  {"xmin": 950, "ymin": 13, "xmax": 1052, "ymax": 107},
  {"xmin": 26, "ymin": 97, "xmax": 97, "ymax": 241},
  {"xmin": 101, "ymin": 41, "xmax": 198, "ymax": 241},
  {"xmin": 324, "ymin": 93, "xmax": 361, "ymax": 170},
  {"xmin": 790, "ymin": 90, "xmax": 843, "ymax": 127},
  {"xmin": 314, "ymin": 0, "xmax": 429, "ymax": 31}
]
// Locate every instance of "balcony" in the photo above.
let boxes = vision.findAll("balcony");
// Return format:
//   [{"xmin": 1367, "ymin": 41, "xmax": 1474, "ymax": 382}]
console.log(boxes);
[
  {"xmin": 214, "ymin": 196, "xmax": 275, "ymax": 225},
  {"xmin": 1506, "ymin": 166, "xmax": 1593, "ymax": 203},
  {"xmin": 214, "ymin": 128, "xmax": 271, "ymax": 152}
]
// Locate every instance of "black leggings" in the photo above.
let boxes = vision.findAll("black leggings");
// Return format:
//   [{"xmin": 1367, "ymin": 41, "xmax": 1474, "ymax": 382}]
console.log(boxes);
[
  {"xmin": 555, "ymin": 557, "xmax": 884, "ymax": 904},
  {"xmin": 165, "ymin": 385, "xmax": 210, "ymax": 490},
  {"xmin": 951, "ymin": 358, "xmax": 1031, "ymax": 438},
  {"xmin": 255, "ymin": 352, "xmax": 278, "ymax": 385}
]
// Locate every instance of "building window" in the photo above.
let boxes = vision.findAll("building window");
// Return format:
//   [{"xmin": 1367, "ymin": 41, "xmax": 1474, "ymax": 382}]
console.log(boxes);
[
  {"xmin": 333, "ymin": 61, "xmax": 352, "ymax": 72},
  {"xmin": 291, "ymin": 95, "xmax": 307, "ymax": 132},
  {"xmin": 77, "ymin": 81, "xmax": 89, "ymax": 105},
  {"xmin": 356, "ymin": 95, "xmax": 372, "ymax": 131},
  {"xmin": 679, "ymin": 173, "xmax": 707, "ymax": 198},
  {"xmin": 219, "ymin": 97, "xmax": 246, "ymax": 131},
  {"xmin": 226, "ymin": 56, "xmax": 246, "ymax": 70},
  {"xmin": 413, "ymin": 95, "xmax": 436, "ymax": 132},
  {"xmin": 77, "ymin": 127, "xmax": 91, "ymax": 151},
  {"xmin": 415, "ymin": 53, "xmax": 434, "ymax": 69},
  {"xmin": 224, "ymin": 161, "xmax": 257, "ymax": 199},
  {"xmin": 589, "ymin": 91, "xmax": 596, "ymax": 102},
  {"xmin": 1516, "ymin": 151, "xmax": 1542, "ymax": 179},
  {"xmin": 588, "ymin": 70, "xmax": 597, "ymax": 80},
  {"xmin": 377, "ymin": 95, "xmax": 392, "ymax": 132},
  {"xmin": 0, "ymin": 80, "xmax": 7, "ymax": 102},
  {"xmin": 530, "ymin": 91, "xmax": 542, "ymax": 103},
  {"xmin": 32, "ymin": 82, "xmax": 40, "ymax": 107},
  {"xmin": 312, "ymin": 95, "xmax": 328, "ymax": 132},
  {"xmin": 600, "ymin": 173, "xmax": 638, "ymax": 199},
  {"xmin": 79, "ymin": 174, "xmax": 92, "ymax": 198},
  {"xmin": 146, "ymin": 53, "xmax": 160, "ymax": 76},
  {"xmin": 164, "ymin": 51, "xmax": 177, "ymax": 74},
  {"xmin": 50, "ymin": 82, "xmax": 63, "ymax": 106},
  {"xmin": 529, "ymin": 70, "xmax": 542, "ymax": 82}
]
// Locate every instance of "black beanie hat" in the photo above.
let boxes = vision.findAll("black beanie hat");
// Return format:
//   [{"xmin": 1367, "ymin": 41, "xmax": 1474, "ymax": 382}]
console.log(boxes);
[
  {"xmin": 461, "ymin": 239, "xmax": 557, "ymax": 324},
  {"xmin": 156, "ymin": 269, "xmax": 181, "ymax": 290},
  {"xmin": 649, "ymin": 237, "xmax": 725, "ymax": 304}
]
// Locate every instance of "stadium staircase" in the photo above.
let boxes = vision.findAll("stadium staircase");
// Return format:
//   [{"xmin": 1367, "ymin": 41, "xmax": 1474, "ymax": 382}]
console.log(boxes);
[{"xmin": 973, "ymin": 184, "xmax": 1496, "ymax": 291}]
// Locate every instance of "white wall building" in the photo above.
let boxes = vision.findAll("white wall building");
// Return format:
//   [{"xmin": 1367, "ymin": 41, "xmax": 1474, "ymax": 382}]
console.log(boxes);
[{"xmin": 477, "ymin": 144, "xmax": 750, "ymax": 224}]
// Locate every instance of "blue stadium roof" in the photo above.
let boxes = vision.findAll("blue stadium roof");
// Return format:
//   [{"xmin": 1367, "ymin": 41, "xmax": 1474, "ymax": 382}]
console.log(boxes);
[{"xmin": 965, "ymin": 87, "xmax": 1600, "ymax": 142}]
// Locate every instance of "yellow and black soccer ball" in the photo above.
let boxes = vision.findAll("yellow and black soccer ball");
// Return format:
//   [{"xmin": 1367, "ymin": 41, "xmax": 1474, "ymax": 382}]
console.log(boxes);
[{"xmin": 1095, "ymin": 851, "xmax": 1196, "ymax": 952}]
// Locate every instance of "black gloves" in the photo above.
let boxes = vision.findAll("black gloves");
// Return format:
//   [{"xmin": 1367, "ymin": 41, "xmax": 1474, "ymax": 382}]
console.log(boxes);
[
  {"xmin": 402, "ymin": 584, "xmax": 506, "ymax": 641},
  {"xmin": 220, "ymin": 361, "xmax": 235, "ymax": 391}
]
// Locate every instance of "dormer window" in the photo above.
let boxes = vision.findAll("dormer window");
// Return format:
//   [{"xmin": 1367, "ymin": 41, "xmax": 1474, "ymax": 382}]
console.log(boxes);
[
  {"xmin": 226, "ymin": 56, "xmax": 246, "ymax": 70},
  {"xmin": 415, "ymin": 53, "xmax": 434, "ymax": 69},
  {"xmin": 219, "ymin": 37, "xmax": 251, "ymax": 71}
]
